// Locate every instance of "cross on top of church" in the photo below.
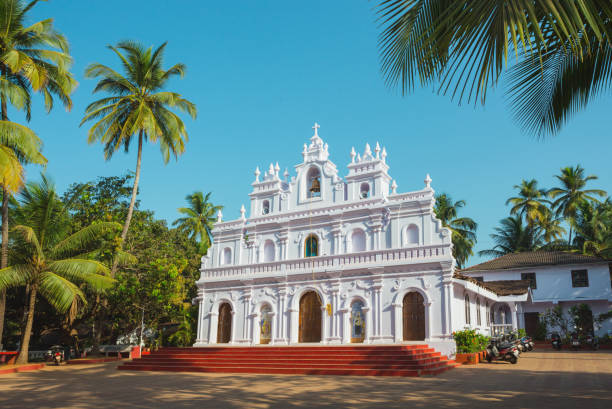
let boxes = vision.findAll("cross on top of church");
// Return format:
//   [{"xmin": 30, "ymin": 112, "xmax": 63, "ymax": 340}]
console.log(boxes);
[{"xmin": 312, "ymin": 122, "xmax": 320, "ymax": 137}]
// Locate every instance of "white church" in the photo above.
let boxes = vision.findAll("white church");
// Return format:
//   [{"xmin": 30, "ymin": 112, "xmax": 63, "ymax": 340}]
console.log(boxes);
[{"xmin": 194, "ymin": 124, "xmax": 527, "ymax": 357}]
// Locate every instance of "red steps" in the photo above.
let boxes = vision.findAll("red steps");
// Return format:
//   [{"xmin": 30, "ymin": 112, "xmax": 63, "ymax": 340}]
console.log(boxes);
[{"xmin": 118, "ymin": 345, "xmax": 458, "ymax": 377}]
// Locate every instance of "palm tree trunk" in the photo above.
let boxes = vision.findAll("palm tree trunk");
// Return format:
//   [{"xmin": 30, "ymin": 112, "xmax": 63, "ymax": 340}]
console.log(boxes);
[
  {"xmin": 0, "ymin": 79, "xmax": 9, "ymax": 349},
  {"xmin": 568, "ymin": 226, "xmax": 573, "ymax": 248},
  {"xmin": 110, "ymin": 130, "xmax": 143, "ymax": 276},
  {"xmin": 16, "ymin": 285, "xmax": 37, "ymax": 365}
]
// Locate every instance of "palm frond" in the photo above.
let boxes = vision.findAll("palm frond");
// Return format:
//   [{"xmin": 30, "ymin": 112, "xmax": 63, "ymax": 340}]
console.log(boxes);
[{"xmin": 38, "ymin": 271, "xmax": 86, "ymax": 313}]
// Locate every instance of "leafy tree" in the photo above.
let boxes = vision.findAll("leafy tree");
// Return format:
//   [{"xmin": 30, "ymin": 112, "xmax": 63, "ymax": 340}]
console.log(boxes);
[
  {"xmin": 173, "ymin": 191, "xmax": 222, "ymax": 255},
  {"xmin": 0, "ymin": 176, "xmax": 116, "ymax": 363},
  {"xmin": 81, "ymin": 41, "xmax": 197, "ymax": 276},
  {"xmin": 434, "ymin": 193, "xmax": 477, "ymax": 268},
  {"xmin": 572, "ymin": 198, "xmax": 612, "ymax": 258},
  {"xmin": 506, "ymin": 179, "xmax": 550, "ymax": 227},
  {"xmin": 376, "ymin": 1, "xmax": 612, "ymax": 136},
  {"xmin": 0, "ymin": 0, "xmax": 76, "ymax": 347},
  {"xmin": 479, "ymin": 215, "xmax": 544, "ymax": 258},
  {"xmin": 549, "ymin": 165, "xmax": 607, "ymax": 246}
]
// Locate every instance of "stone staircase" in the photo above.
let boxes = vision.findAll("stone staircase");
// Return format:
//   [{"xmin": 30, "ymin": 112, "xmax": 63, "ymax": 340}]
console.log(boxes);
[{"xmin": 117, "ymin": 345, "xmax": 458, "ymax": 377}]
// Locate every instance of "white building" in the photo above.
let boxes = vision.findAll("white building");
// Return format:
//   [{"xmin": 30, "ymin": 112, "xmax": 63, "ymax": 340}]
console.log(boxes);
[
  {"xmin": 194, "ymin": 124, "xmax": 523, "ymax": 357},
  {"xmin": 462, "ymin": 251, "xmax": 612, "ymax": 337}
]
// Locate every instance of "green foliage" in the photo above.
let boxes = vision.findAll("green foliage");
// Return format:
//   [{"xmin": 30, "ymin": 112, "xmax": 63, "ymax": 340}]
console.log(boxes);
[
  {"xmin": 517, "ymin": 328, "xmax": 527, "ymax": 338},
  {"xmin": 376, "ymin": 0, "xmax": 612, "ymax": 137},
  {"xmin": 434, "ymin": 193, "xmax": 477, "ymax": 269},
  {"xmin": 173, "ymin": 191, "xmax": 222, "ymax": 255},
  {"xmin": 540, "ymin": 306, "xmax": 571, "ymax": 338},
  {"xmin": 453, "ymin": 329, "xmax": 489, "ymax": 353},
  {"xmin": 568, "ymin": 303, "xmax": 594, "ymax": 335}
]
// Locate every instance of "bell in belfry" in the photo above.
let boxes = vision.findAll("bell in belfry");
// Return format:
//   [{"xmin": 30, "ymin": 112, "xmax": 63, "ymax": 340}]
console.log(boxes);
[{"xmin": 310, "ymin": 178, "xmax": 321, "ymax": 193}]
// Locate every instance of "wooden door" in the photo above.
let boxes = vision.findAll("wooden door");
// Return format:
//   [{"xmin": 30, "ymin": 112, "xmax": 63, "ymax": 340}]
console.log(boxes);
[
  {"xmin": 524, "ymin": 313, "xmax": 539, "ymax": 337},
  {"xmin": 403, "ymin": 292, "xmax": 425, "ymax": 341},
  {"xmin": 299, "ymin": 291, "xmax": 322, "ymax": 342},
  {"xmin": 217, "ymin": 303, "xmax": 232, "ymax": 343}
]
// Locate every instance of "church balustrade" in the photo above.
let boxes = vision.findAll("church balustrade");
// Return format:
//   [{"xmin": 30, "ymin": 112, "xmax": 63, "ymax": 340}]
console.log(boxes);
[{"xmin": 201, "ymin": 244, "xmax": 450, "ymax": 281}]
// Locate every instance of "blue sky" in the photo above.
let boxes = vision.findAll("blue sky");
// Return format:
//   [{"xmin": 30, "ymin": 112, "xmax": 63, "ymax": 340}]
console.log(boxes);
[{"xmin": 22, "ymin": 1, "xmax": 612, "ymax": 266}]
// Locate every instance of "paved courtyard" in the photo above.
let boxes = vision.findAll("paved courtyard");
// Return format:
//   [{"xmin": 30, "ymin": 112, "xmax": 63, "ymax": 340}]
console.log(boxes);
[{"xmin": 1, "ymin": 350, "xmax": 611, "ymax": 409}]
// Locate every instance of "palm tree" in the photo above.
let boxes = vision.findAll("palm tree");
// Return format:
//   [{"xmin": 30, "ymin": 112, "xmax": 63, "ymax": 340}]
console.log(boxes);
[
  {"xmin": 572, "ymin": 198, "xmax": 612, "ymax": 258},
  {"xmin": 479, "ymin": 216, "xmax": 545, "ymax": 258},
  {"xmin": 434, "ymin": 193, "xmax": 477, "ymax": 268},
  {"xmin": 506, "ymin": 179, "xmax": 550, "ymax": 227},
  {"xmin": 81, "ymin": 41, "xmax": 197, "ymax": 275},
  {"xmin": 376, "ymin": 1, "xmax": 611, "ymax": 136},
  {"xmin": 0, "ymin": 176, "xmax": 118, "ymax": 363},
  {"xmin": 173, "ymin": 192, "xmax": 221, "ymax": 255},
  {"xmin": 549, "ymin": 165, "xmax": 607, "ymax": 246},
  {"xmin": 0, "ymin": 0, "xmax": 75, "ymax": 346}
]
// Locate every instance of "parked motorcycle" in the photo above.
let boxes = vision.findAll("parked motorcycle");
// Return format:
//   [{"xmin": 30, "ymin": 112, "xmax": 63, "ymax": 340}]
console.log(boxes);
[
  {"xmin": 486, "ymin": 338, "xmax": 520, "ymax": 364},
  {"xmin": 551, "ymin": 333, "xmax": 562, "ymax": 350},
  {"xmin": 520, "ymin": 336, "xmax": 534, "ymax": 352},
  {"xmin": 45, "ymin": 345, "xmax": 64, "ymax": 366},
  {"xmin": 570, "ymin": 332, "xmax": 581, "ymax": 351}
]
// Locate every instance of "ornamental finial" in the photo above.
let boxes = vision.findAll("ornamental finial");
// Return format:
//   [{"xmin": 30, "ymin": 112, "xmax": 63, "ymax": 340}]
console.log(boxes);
[
  {"xmin": 425, "ymin": 173, "xmax": 432, "ymax": 189},
  {"xmin": 217, "ymin": 209, "xmax": 223, "ymax": 222},
  {"xmin": 391, "ymin": 180, "xmax": 397, "ymax": 194},
  {"xmin": 375, "ymin": 142, "xmax": 381, "ymax": 159},
  {"xmin": 350, "ymin": 147, "xmax": 356, "ymax": 163},
  {"xmin": 254, "ymin": 166, "xmax": 260, "ymax": 182},
  {"xmin": 312, "ymin": 122, "xmax": 320, "ymax": 137},
  {"xmin": 240, "ymin": 204, "xmax": 246, "ymax": 220}
]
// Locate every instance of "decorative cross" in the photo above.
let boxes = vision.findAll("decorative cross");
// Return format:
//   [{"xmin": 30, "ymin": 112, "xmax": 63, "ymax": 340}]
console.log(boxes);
[{"xmin": 312, "ymin": 122, "xmax": 320, "ymax": 137}]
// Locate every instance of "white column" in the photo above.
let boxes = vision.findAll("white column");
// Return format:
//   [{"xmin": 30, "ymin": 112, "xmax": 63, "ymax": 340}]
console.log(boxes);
[
  {"xmin": 393, "ymin": 303, "xmax": 402, "ymax": 342},
  {"xmin": 341, "ymin": 308, "xmax": 350, "ymax": 343},
  {"xmin": 278, "ymin": 288, "xmax": 288, "ymax": 343},
  {"xmin": 289, "ymin": 308, "xmax": 299, "ymax": 343},
  {"xmin": 195, "ymin": 297, "xmax": 204, "ymax": 343},
  {"xmin": 209, "ymin": 311, "xmax": 219, "ymax": 344},
  {"xmin": 230, "ymin": 311, "xmax": 236, "ymax": 344},
  {"xmin": 321, "ymin": 306, "xmax": 328, "ymax": 343},
  {"xmin": 270, "ymin": 312, "xmax": 277, "ymax": 345},
  {"xmin": 443, "ymin": 280, "xmax": 453, "ymax": 336}
]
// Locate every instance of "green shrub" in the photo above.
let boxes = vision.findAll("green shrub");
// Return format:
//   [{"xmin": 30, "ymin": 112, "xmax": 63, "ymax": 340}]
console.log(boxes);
[
  {"xmin": 453, "ymin": 329, "xmax": 489, "ymax": 353},
  {"xmin": 517, "ymin": 328, "xmax": 527, "ymax": 338}
]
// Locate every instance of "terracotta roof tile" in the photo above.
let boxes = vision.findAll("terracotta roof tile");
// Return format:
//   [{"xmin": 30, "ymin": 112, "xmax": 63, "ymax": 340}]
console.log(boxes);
[
  {"xmin": 453, "ymin": 273, "xmax": 531, "ymax": 296},
  {"xmin": 461, "ymin": 251, "xmax": 607, "ymax": 273}
]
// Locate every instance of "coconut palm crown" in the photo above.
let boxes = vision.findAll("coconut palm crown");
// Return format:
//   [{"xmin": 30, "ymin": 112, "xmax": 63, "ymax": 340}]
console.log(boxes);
[
  {"xmin": 506, "ymin": 179, "xmax": 550, "ymax": 227},
  {"xmin": 0, "ymin": 176, "xmax": 118, "ymax": 364},
  {"xmin": 81, "ymin": 41, "xmax": 197, "ymax": 274},
  {"xmin": 173, "ymin": 191, "xmax": 222, "ymax": 255},
  {"xmin": 434, "ymin": 193, "xmax": 477, "ymax": 269}
]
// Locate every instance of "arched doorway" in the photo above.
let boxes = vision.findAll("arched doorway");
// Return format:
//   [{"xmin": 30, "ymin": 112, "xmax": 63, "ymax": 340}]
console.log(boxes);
[
  {"xmin": 217, "ymin": 303, "xmax": 232, "ymax": 343},
  {"xmin": 351, "ymin": 300, "xmax": 366, "ymax": 343},
  {"xmin": 403, "ymin": 292, "xmax": 425, "ymax": 341},
  {"xmin": 260, "ymin": 304, "xmax": 273, "ymax": 344},
  {"xmin": 299, "ymin": 291, "xmax": 322, "ymax": 342}
]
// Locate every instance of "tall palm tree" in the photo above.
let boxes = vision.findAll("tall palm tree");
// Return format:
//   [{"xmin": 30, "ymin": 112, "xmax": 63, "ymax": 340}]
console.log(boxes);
[
  {"xmin": 376, "ymin": 1, "xmax": 611, "ymax": 136},
  {"xmin": 549, "ymin": 165, "xmax": 607, "ymax": 246},
  {"xmin": 479, "ymin": 216, "xmax": 545, "ymax": 258},
  {"xmin": 434, "ymin": 193, "xmax": 477, "ymax": 268},
  {"xmin": 173, "ymin": 192, "xmax": 222, "ymax": 255},
  {"xmin": 81, "ymin": 41, "xmax": 197, "ymax": 275},
  {"xmin": 0, "ymin": 176, "xmax": 118, "ymax": 363},
  {"xmin": 0, "ymin": 0, "xmax": 75, "ymax": 347},
  {"xmin": 506, "ymin": 179, "xmax": 550, "ymax": 226}
]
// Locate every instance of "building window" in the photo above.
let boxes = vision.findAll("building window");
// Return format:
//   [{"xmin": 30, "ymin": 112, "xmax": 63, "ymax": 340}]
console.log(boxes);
[
  {"xmin": 305, "ymin": 234, "xmax": 318, "ymax": 257},
  {"xmin": 307, "ymin": 167, "xmax": 321, "ymax": 198},
  {"xmin": 351, "ymin": 229, "xmax": 366, "ymax": 252},
  {"xmin": 476, "ymin": 298, "xmax": 481, "ymax": 326},
  {"xmin": 571, "ymin": 269, "xmax": 589, "ymax": 287},
  {"xmin": 521, "ymin": 272, "xmax": 537, "ymax": 289},
  {"xmin": 464, "ymin": 294, "xmax": 471, "ymax": 325},
  {"xmin": 262, "ymin": 200, "xmax": 270, "ymax": 215},
  {"xmin": 406, "ymin": 224, "xmax": 419, "ymax": 245},
  {"xmin": 222, "ymin": 247, "xmax": 232, "ymax": 265},
  {"xmin": 263, "ymin": 240, "xmax": 275, "ymax": 262},
  {"xmin": 360, "ymin": 183, "xmax": 370, "ymax": 199}
]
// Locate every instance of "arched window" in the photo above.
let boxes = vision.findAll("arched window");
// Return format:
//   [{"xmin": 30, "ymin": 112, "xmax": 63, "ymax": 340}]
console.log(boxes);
[
  {"xmin": 476, "ymin": 298, "xmax": 481, "ymax": 326},
  {"xmin": 263, "ymin": 239, "xmax": 275, "ymax": 262},
  {"xmin": 222, "ymin": 247, "xmax": 232, "ymax": 265},
  {"xmin": 406, "ymin": 224, "xmax": 419, "ymax": 245},
  {"xmin": 351, "ymin": 300, "xmax": 366, "ymax": 343},
  {"xmin": 304, "ymin": 234, "xmax": 318, "ymax": 257},
  {"xmin": 260, "ymin": 304, "xmax": 272, "ymax": 344},
  {"xmin": 351, "ymin": 229, "xmax": 366, "ymax": 252},
  {"xmin": 307, "ymin": 167, "xmax": 321, "ymax": 198},
  {"xmin": 262, "ymin": 200, "xmax": 270, "ymax": 215},
  {"xmin": 360, "ymin": 182, "xmax": 370, "ymax": 199},
  {"xmin": 464, "ymin": 294, "xmax": 471, "ymax": 325}
]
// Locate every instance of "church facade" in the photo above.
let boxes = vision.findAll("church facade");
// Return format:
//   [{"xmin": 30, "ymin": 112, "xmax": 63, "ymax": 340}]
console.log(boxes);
[{"xmin": 194, "ymin": 124, "xmax": 518, "ymax": 357}]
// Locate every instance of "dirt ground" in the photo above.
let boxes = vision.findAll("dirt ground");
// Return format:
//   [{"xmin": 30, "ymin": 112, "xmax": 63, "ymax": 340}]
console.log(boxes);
[{"xmin": 1, "ymin": 350, "xmax": 610, "ymax": 409}]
